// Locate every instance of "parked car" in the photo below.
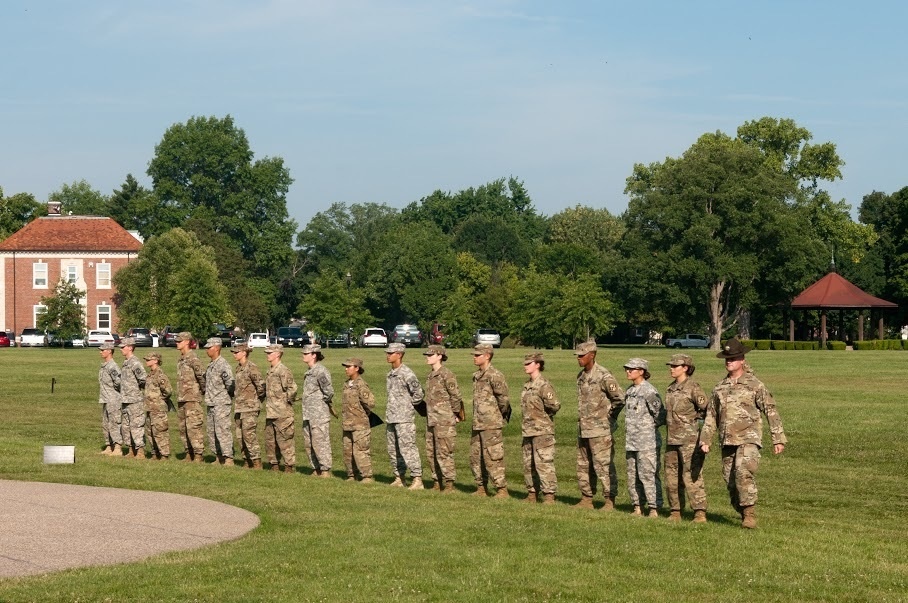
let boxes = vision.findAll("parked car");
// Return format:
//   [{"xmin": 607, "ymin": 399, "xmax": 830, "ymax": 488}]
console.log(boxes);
[
  {"xmin": 70, "ymin": 335, "xmax": 86, "ymax": 348},
  {"xmin": 664, "ymin": 333, "xmax": 710, "ymax": 349},
  {"xmin": 389, "ymin": 324, "xmax": 423, "ymax": 347},
  {"xmin": 161, "ymin": 326, "xmax": 182, "ymax": 347},
  {"xmin": 247, "ymin": 332, "xmax": 269, "ymax": 348},
  {"xmin": 4, "ymin": 330, "xmax": 16, "ymax": 347},
  {"xmin": 325, "ymin": 331, "xmax": 352, "ymax": 348},
  {"xmin": 20, "ymin": 328, "xmax": 48, "ymax": 347},
  {"xmin": 359, "ymin": 327, "xmax": 388, "ymax": 348},
  {"xmin": 126, "ymin": 327, "xmax": 153, "ymax": 347},
  {"xmin": 472, "ymin": 328, "xmax": 502, "ymax": 348},
  {"xmin": 428, "ymin": 322, "xmax": 446, "ymax": 345},
  {"xmin": 276, "ymin": 326, "xmax": 309, "ymax": 348},
  {"xmin": 47, "ymin": 332, "xmax": 86, "ymax": 348},
  {"xmin": 0, "ymin": 332, "xmax": 11, "ymax": 347},
  {"xmin": 87, "ymin": 330, "xmax": 116, "ymax": 347}
]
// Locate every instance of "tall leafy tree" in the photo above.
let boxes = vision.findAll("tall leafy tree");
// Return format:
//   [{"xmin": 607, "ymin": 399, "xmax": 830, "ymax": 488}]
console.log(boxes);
[
  {"xmin": 48, "ymin": 180, "xmax": 108, "ymax": 216},
  {"xmin": 0, "ymin": 188, "xmax": 46, "ymax": 240},
  {"xmin": 108, "ymin": 174, "xmax": 156, "ymax": 233},
  {"xmin": 296, "ymin": 272, "xmax": 374, "ymax": 338},
  {"xmin": 37, "ymin": 280, "xmax": 86, "ymax": 342}
]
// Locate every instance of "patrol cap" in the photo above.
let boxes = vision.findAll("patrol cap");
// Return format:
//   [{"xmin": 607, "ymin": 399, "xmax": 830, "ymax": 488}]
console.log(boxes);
[
  {"xmin": 341, "ymin": 357, "xmax": 365, "ymax": 373},
  {"xmin": 143, "ymin": 352, "xmax": 162, "ymax": 363},
  {"xmin": 716, "ymin": 337, "xmax": 752, "ymax": 359},
  {"xmin": 204, "ymin": 337, "xmax": 223, "ymax": 348},
  {"xmin": 231, "ymin": 342, "xmax": 250, "ymax": 354},
  {"xmin": 423, "ymin": 344, "xmax": 447, "ymax": 361},
  {"xmin": 472, "ymin": 343, "xmax": 493, "ymax": 356},
  {"xmin": 524, "ymin": 352, "xmax": 544, "ymax": 365},
  {"xmin": 99, "ymin": 342, "xmax": 115, "ymax": 351},
  {"xmin": 623, "ymin": 357, "xmax": 649, "ymax": 371},
  {"xmin": 264, "ymin": 343, "xmax": 283, "ymax": 354},
  {"xmin": 118, "ymin": 337, "xmax": 136, "ymax": 348},
  {"xmin": 385, "ymin": 342, "xmax": 406, "ymax": 354},
  {"xmin": 175, "ymin": 331, "xmax": 193, "ymax": 342},
  {"xmin": 301, "ymin": 344, "xmax": 322, "ymax": 355},
  {"xmin": 667, "ymin": 353, "xmax": 694, "ymax": 368},
  {"xmin": 574, "ymin": 341, "xmax": 597, "ymax": 356}
]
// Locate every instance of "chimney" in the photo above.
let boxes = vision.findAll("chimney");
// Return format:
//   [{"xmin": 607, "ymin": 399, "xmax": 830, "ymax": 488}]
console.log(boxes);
[{"xmin": 47, "ymin": 201, "xmax": 62, "ymax": 216}]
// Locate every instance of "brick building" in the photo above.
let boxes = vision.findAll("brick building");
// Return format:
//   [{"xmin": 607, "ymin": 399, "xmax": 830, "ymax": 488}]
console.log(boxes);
[{"xmin": 0, "ymin": 211, "xmax": 142, "ymax": 337}]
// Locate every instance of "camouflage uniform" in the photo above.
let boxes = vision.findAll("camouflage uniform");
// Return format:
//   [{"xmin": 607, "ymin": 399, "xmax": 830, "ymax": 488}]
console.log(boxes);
[
  {"xmin": 576, "ymin": 364, "xmax": 624, "ymax": 500},
  {"xmin": 386, "ymin": 363, "xmax": 425, "ymax": 479},
  {"xmin": 177, "ymin": 351, "xmax": 206, "ymax": 459},
  {"xmin": 701, "ymin": 372, "xmax": 787, "ymax": 510},
  {"xmin": 342, "ymin": 373, "xmax": 376, "ymax": 479},
  {"xmin": 234, "ymin": 359, "xmax": 266, "ymax": 464},
  {"xmin": 665, "ymin": 378, "xmax": 708, "ymax": 513},
  {"xmin": 98, "ymin": 358, "xmax": 122, "ymax": 448},
  {"xmin": 521, "ymin": 375, "xmax": 560, "ymax": 496},
  {"xmin": 424, "ymin": 365, "xmax": 463, "ymax": 485},
  {"xmin": 120, "ymin": 355, "xmax": 147, "ymax": 449},
  {"xmin": 205, "ymin": 354, "xmax": 235, "ymax": 459},
  {"xmin": 265, "ymin": 361, "xmax": 297, "ymax": 467},
  {"xmin": 302, "ymin": 362, "xmax": 335, "ymax": 472},
  {"xmin": 624, "ymin": 379, "xmax": 665, "ymax": 510},
  {"xmin": 143, "ymin": 364, "xmax": 173, "ymax": 458},
  {"xmin": 470, "ymin": 364, "xmax": 510, "ymax": 490}
]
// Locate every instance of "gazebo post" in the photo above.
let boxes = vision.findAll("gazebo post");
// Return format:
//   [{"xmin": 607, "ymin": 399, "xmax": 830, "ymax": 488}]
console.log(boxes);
[
  {"xmin": 879, "ymin": 316, "xmax": 885, "ymax": 340},
  {"xmin": 789, "ymin": 317, "xmax": 795, "ymax": 342},
  {"xmin": 821, "ymin": 311, "xmax": 827, "ymax": 348},
  {"xmin": 858, "ymin": 311, "xmax": 864, "ymax": 341}
]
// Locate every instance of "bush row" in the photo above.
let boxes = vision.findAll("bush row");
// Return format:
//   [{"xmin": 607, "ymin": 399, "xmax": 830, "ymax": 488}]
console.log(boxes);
[{"xmin": 737, "ymin": 339, "xmax": 907, "ymax": 350}]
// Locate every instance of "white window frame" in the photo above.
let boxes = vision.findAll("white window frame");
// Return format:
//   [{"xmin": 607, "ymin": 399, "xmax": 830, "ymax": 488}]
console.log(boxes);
[
  {"xmin": 34, "ymin": 304, "xmax": 47, "ymax": 327},
  {"xmin": 33, "ymin": 262, "xmax": 48, "ymax": 288},
  {"xmin": 97, "ymin": 304, "xmax": 111, "ymax": 330},
  {"xmin": 66, "ymin": 265, "xmax": 77, "ymax": 285}
]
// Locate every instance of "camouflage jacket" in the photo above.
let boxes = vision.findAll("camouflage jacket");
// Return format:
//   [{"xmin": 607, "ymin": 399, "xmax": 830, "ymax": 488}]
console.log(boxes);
[
  {"xmin": 471, "ymin": 364, "xmax": 510, "ymax": 431},
  {"xmin": 234, "ymin": 360, "xmax": 265, "ymax": 413},
  {"xmin": 521, "ymin": 375, "xmax": 560, "ymax": 437},
  {"xmin": 386, "ymin": 363, "xmax": 425, "ymax": 424},
  {"xmin": 425, "ymin": 366, "xmax": 463, "ymax": 428},
  {"xmin": 624, "ymin": 380, "xmax": 664, "ymax": 451},
  {"xmin": 177, "ymin": 352, "xmax": 206, "ymax": 403},
  {"xmin": 144, "ymin": 367, "xmax": 173, "ymax": 414},
  {"xmin": 265, "ymin": 362, "xmax": 297, "ymax": 420},
  {"xmin": 665, "ymin": 378, "xmax": 707, "ymax": 446},
  {"xmin": 342, "ymin": 376, "xmax": 376, "ymax": 431},
  {"xmin": 98, "ymin": 360, "xmax": 121, "ymax": 406},
  {"xmin": 701, "ymin": 373, "xmax": 788, "ymax": 448},
  {"xmin": 302, "ymin": 362, "xmax": 334, "ymax": 424},
  {"xmin": 204, "ymin": 355, "xmax": 234, "ymax": 407},
  {"xmin": 120, "ymin": 355, "xmax": 147, "ymax": 406},
  {"xmin": 576, "ymin": 363, "xmax": 625, "ymax": 438}
]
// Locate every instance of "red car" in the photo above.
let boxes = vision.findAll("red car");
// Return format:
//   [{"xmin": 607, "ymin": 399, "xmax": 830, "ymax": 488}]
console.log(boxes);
[{"xmin": 0, "ymin": 332, "xmax": 11, "ymax": 347}]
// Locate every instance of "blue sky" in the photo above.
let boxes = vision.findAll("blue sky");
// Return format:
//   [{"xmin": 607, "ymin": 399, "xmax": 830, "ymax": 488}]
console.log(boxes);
[{"xmin": 2, "ymin": 1, "xmax": 906, "ymax": 229}]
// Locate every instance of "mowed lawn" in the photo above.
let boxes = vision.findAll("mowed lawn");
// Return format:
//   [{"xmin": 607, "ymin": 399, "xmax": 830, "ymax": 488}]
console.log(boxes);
[{"xmin": 0, "ymin": 346, "xmax": 905, "ymax": 602}]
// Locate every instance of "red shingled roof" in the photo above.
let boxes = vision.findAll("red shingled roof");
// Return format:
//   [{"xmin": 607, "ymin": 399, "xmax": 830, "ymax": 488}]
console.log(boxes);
[
  {"xmin": 0, "ymin": 216, "xmax": 142, "ymax": 253},
  {"xmin": 791, "ymin": 272, "xmax": 897, "ymax": 309}
]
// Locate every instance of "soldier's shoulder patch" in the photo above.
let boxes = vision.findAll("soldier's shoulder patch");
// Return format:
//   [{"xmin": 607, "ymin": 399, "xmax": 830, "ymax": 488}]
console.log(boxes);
[{"xmin": 608, "ymin": 383, "xmax": 617, "ymax": 391}]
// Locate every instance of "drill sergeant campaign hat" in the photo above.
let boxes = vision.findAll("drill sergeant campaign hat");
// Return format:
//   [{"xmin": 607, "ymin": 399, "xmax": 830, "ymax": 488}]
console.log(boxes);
[{"xmin": 716, "ymin": 337, "xmax": 752, "ymax": 359}]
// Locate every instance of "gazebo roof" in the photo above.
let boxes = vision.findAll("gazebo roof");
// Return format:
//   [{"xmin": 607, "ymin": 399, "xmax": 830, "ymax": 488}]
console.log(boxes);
[{"xmin": 791, "ymin": 272, "xmax": 897, "ymax": 309}]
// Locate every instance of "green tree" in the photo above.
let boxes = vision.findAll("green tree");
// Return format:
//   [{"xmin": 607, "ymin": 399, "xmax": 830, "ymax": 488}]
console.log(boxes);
[
  {"xmin": 509, "ymin": 269, "xmax": 564, "ymax": 348},
  {"xmin": 108, "ymin": 174, "xmax": 156, "ymax": 233},
  {"xmin": 48, "ymin": 179, "xmax": 108, "ymax": 216},
  {"xmin": 37, "ymin": 280, "xmax": 86, "ymax": 343},
  {"xmin": 168, "ymin": 260, "xmax": 229, "ymax": 338},
  {"xmin": 0, "ymin": 187, "xmax": 46, "ymax": 240},
  {"xmin": 559, "ymin": 275, "xmax": 622, "ymax": 346},
  {"xmin": 297, "ymin": 272, "xmax": 374, "ymax": 339}
]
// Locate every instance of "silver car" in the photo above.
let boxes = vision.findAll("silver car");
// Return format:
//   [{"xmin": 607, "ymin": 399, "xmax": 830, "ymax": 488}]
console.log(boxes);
[{"xmin": 472, "ymin": 328, "xmax": 502, "ymax": 348}]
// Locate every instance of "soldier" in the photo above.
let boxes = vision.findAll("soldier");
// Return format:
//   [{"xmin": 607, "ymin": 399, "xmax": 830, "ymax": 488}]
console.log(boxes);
[
  {"xmin": 470, "ymin": 343, "xmax": 511, "ymax": 498},
  {"xmin": 664, "ymin": 353, "xmax": 708, "ymax": 522},
  {"xmin": 340, "ymin": 357, "xmax": 376, "ymax": 482},
  {"xmin": 574, "ymin": 341, "xmax": 625, "ymax": 510},
  {"xmin": 385, "ymin": 342, "xmax": 426, "ymax": 489},
  {"xmin": 98, "ymin": 342, "xmax": 122, "ymax": 455},
  {"xmin": 700, "ymin": 338, "xmax": 788, "ymax": 529},
  {"xmin": 118, "ymin": 337, "xmax": 147, "ymax": 458},
  {"xmin": 264, "ymin": 343, "xmax": 297, "ymax": 472},
  {"xmin": 521, "ymin": 352, "xmax": 560, "ymax": 504},
  {"xmin": 231, "ymin": 342, "xmax": 266, "ymax": 469},
  {"xmin": 423, "ymin": 344, "xmax": 463, "ymax": 493},
  {"xmin": 623, "ymin": 358, "xmax": 665, "ymax": 517},
  {"xmin": 176, "ymin": 332, "xmax": 206, "ymax": 462},
  {"xmin": 204, "ymin": 337, "xmax": 235, "ymax": 466},
  {"xmin": 143, "ymin": 352, "xmax": 173, "ymax": 460},
  {"xmin": 301, "ymin": 344, "xmax": 335, "ymax": 477}
]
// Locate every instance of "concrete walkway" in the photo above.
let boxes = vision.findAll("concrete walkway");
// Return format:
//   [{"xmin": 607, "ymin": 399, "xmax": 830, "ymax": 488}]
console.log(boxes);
[{"xmin": 0, "ymin": 480, "xmax": 259, "ymax": 578}]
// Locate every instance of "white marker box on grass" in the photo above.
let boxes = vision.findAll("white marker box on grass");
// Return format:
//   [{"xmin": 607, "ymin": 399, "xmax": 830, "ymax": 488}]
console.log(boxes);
[{"xmin": 43, "ymin": 445, "xmax": 75, "ymax": 464}]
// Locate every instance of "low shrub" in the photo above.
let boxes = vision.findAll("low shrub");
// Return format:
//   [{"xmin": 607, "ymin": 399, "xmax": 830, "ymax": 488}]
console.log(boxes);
[
  {"xmin": 827, "ymin": 341, "xmax": 847, "ymax": 350},
  {"xmin": 754, "ymin": 339, "xmax": 771, "ymax": 350}
]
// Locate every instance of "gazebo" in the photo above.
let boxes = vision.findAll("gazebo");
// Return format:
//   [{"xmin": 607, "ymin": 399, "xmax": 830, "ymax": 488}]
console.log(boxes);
[{"xmin": 789, "ymin": 271, "xmax": 898, "ymax": 347}]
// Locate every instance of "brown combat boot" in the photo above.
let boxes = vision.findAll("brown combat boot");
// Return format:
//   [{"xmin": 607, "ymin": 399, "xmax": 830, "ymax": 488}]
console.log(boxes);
[
  {"xmin": 741, "ymin": 505, "xmax": 757, "ymax": 529},
  {"xmin": 284, "ymin": 465, "xmax": 295, "ymax": 474},
  {"xmin": 271, "ymin": 463, "xmax": 281, "ymax": 472},
  {"xmin": 525, "ymin": 491, "xmax": 537, "ymax": 503},
  {"xmin": 494, "ymin": 487, "xmax": 509, "ymax": 499},
  {"xmin": 542, "ymin": 493, "xmax": 555, "ymax": 505},
  {"xmin": 574, "ymin": 495, "xmax": 594, "ymax": 509},
  {"xmin": 161, "ymin": 455, "xmax": 169, "ymax": 461},
  {"xmin": 648, "ymin": 508, "xmax": 659, "ymax": 518},
  {"xmin": 361, "ymin": 477, "xmax": 374, "ymax": 484},
  {"xmin": 252, "ymin": 459, "xmax": 263, "ymax": 470},
  {"xmin": 632, "ymin": 505, "xmax": 643, "ymax": 516},
  {"xmin": 390, "ymin": 476, "xmax": 405, "ymax": 487},
  {"xmin": 601, "ymin": 497, "xmax": 615, "ymax": 511},
  {"xmin": 693, "ymin": 510, "xmax": 707, "ymax": 523},
  {"xmin": 473, "ymin": 485, "xmax": 487, "ymax": 497},
  {"xmin": 431, "ymin": 481, "xmax": 441, "ymax": 491},
  {"xmin": 669, "ymin": 510, "xmax": 682, "ymax": 522},
  {"xmin": 135, "ymin": 447, "xmax": 146, "ymax": 460},
  {"xmin": 318, "ymin": 470, "xmax": 330, "ymax": 479},
  {"xmin": 192, "ymin": 452, "xmax": 204, "ymax": 463},
  {"xmin": 443, "ymin": 480, "xmax": 455, "ymax": 493},
  {"xmin": 223, "ymin": 457, "xmax": 235, "ymax": 467},
  {"xmin": 100, "ymin": 445, "xmax": 113, "ymax": 455},
  {"xmin": 408, "ymin": 478, "xmax": 424, "ymax": 490}
]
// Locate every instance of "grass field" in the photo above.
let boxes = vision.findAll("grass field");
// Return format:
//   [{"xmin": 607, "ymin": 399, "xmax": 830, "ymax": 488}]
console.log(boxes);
[{"xmin": 0, "ymin": 345, "xmax": 906, "ymax": 602}]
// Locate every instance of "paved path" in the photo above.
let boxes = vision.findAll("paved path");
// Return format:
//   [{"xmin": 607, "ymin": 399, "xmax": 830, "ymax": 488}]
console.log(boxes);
[{"xmin": 0, "ymin": 480, "xmax": 259, "ymax": 578}]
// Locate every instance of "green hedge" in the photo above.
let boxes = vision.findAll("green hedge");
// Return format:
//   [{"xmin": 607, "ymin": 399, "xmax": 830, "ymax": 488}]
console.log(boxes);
[
  {"xmin": 851, "ymin": 339, "xmax": 907, "ymax": 350},
  {"xmin": 827, "ymin": 341, "xmax": 847, "ymax": 350}
]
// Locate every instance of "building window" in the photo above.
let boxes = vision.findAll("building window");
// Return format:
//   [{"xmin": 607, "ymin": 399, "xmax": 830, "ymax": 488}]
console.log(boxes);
[
  {"xmin": 97, "ymin": 305, "xmax": 111, "ymax": 330},
  {"xmin": 96, "ymin": 262, "xmax": 111, "ymax": 288},
  {"xmin": 67, "ymin": 265, "xmax": 77, "ymax": 285},
  {"xmin": 33, "ymin": 262, "xmax": 47, "ymax": 288},
  {"xmin": 34, "ymin": 305, "xmax": 47, "ymax": 327}
]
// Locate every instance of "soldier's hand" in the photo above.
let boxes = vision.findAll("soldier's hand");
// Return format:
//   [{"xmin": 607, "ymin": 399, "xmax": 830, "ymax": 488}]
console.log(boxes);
[
  {"xmin": 773, "ymin": 443, "xmax": 785, "ymax": 455},
  {"xmin": 700, "ymin": 443, "xmax": 710, "ymax": 454}
]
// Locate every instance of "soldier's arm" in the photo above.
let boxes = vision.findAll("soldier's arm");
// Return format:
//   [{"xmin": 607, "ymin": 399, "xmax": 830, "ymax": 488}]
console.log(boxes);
[
  {"xmin": 602, "ymin": 373, "xmax": 625, "ymax": 405},
  {"xmin": 318, "ymin": 371, "xmax": 334, "ymax": 404},
  {"xmin": 646, "ymin": 390, "xmax": 665, "ymax": 426},
  {"xmin": 691, "ymin": 382, "xmax": 709, "ymax": 416},
  {"xmin": 699, "ymin": 392, "xmax": 719, "ymax": 453},
  {"xmin": 406, "ymin": 372, "xmax": 425, "ymax": 405},
  {"xmin": 222, "ymin": 365, "xmax": 235, "ymax": 397},
  {"xmin": 251, "ymin": 366, "xmax": 266, "ymax": 400},
  {"xmin": 491, "ymin": 373, "xmax": 510, "ymax": 415},
  {"xmin": 283, "ymin": 370, "xmax": 298, "ymax": 402},
  {"xmin": 757, "ymin": 385, "xmax": 788, "ymax": 449},
  {"xmin": 360, "ymin": 382, "xmax": 376, "ymax": 412},
  {"xmin": 445, "ymin": 372, "xmax": 464, "ymax": 417},
  {"xmin": 161, "ymin": 374, "xmax": 173, "ymax": 399},
  {"xmin": 541, "ymin": 382, "xmax": 560, "ymax": 416},
  {"xmin": 134, "ymin": 362, "xmax": 147, "ymax": 389},
  {"xmin": 192, "ymin": 358, "xmax": 206, "ymax": 394},
  {"xmin": 110, "ymin": 366, "xmax": 121, "ymax": 392}
]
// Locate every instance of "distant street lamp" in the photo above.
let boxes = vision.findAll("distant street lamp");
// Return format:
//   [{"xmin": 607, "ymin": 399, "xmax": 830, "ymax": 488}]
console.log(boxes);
[{"xmin": 345, "ymin": 271, "xmax": 352, "ymax": 333}]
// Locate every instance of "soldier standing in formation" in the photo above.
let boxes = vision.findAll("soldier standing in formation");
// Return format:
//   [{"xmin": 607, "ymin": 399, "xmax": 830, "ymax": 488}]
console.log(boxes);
[
  {"xmin": 143, "ymin": 352, "xmax": 173, "ymax": 460},
  {"xmin": 176, "ymin": 332, "xmax": 206, "ymax": 462},
  {"xmin": 520, "ymin": 352, "xmax": 560, "ymax": 504},
  {"xmin": 301, "ymin": 344, "xmax": 335, "ymax": 477},
  {"xmin": 98, "ymin": 342, "xmax": 122, "ymax": 455},
  {"xmin": 232, "ymin": 342, "xmax": 266, "ymax": 469},
  {"xmin": 264, "ymin": 343, "xmax": 297, "ymax": 473},
  {"xmin": 340, "ymin": 357, "xmax": 376, "ymax": 483},
  {"xmin": 385, "ymin": 342, "xmax": 426, "ymax": 489},
  {"xmin": 204, "ymin": 337, "xmax": 235, "ymax": 466},
  {"xmin": 622, "ymin": 358, "xmax": 664, "ymax": 517},
  {"xmin": 422, "ymin": 345, "xmax": 463, "ymax": 493},
  {"xmin": 470, "ymin": 343, "xmax": 511, "ymax": 498},
  {"xmin": 664, "ymin": 353, "xmax": 708, "ymax": 522},
  {"xmin": 574, "ymin": 341, "xmax": 624, "ymax": 510},
  {"xmin": 700, "ymin": 338, "xmax": 788, "ymax": 529},
  {"xmin": 118, "ymin": 337, "xmax": 147, "ymax": 458}
]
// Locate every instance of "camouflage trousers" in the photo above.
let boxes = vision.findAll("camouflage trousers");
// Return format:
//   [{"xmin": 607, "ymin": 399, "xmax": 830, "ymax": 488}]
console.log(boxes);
[
  {"xmin": 470, "ymin": 428, "xmax": 506, "ymax": 489},
  {"xmin": 234, "ymin": 411, "xmax": 261, "ymax": 462},
  {"xmin": 206, "ymin": 404, "xmax": 234, "ymax": 458},
  {"xmin": 721, "ymin": 443, "xmax": 761, "ymax": 508},
  {"xmin": 426, "ymin": 425, "xmax": 456, "ymax": 483},
  {"xmin": 576, "ymin": 435, "xmax": 617, "ymax": 499},
  {"xmin": 101, "ymin": 402, "xmax": 122, "ymax": 447},
  {"xmin": 145, "ymin": 409, "xmax": 170, "ymax": 457},
  {"xmin": 264, "ymin": 416, "xmax": 295, "ymax": 466},
  {"xmin": 342, "ymin": 428, "xmax": 373, "ymax": 479},
  {"xmin": 302, "ymin": 420, "xmax": 332, "ymax": 472},
  {"xmin": 120, "ymin": 402, "xmax": 146, "ymax": 449},
  {"xmin": 387, "ymin": 422, "xmax": 422, "ymax": 478},
  {"xmin": 626, "ymin": 448, "xmax": 663, "ymax": 509},
  {"xmin": 522, "ymin": 434, "xmax": 557, "ymax": 495},
  {"xmin": 177, "ymin": 401, "xmax": 205, "ymax": 457},
  {"xmin": 665, "ymin": 441, "xmax": 706, "ymax": 511}
]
